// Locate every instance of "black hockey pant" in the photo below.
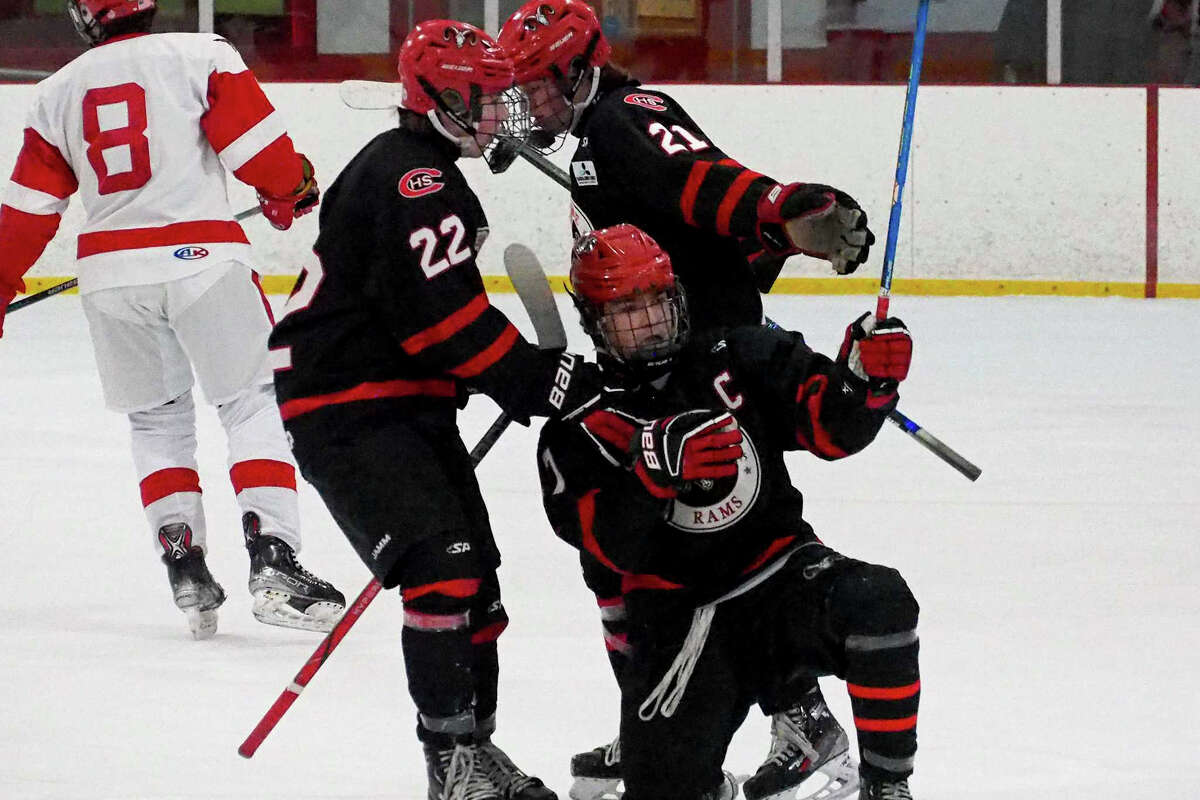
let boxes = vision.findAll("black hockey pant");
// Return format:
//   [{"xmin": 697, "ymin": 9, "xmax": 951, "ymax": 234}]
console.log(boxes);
[
  {"xmin": 619, "ymin": 542, "xmax": 921, "ymax": 800},
  {"xmin": 289, "ymin": 414, "xmax": 508, "ymax": 745}
]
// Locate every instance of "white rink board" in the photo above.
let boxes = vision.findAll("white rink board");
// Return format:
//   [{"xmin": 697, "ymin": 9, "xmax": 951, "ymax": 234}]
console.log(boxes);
[{"xmin": 0, "ymin": 81, "xmax": 1191, "ymax": 286}]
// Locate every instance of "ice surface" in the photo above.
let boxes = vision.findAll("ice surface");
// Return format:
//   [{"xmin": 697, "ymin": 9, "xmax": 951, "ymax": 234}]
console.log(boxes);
[{"xmin": 1, "ymin": 292, "xmax": 1196, "ymax": 799}]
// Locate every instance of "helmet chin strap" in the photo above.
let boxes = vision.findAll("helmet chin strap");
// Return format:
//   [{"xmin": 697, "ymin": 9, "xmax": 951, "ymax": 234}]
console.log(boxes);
[
  {"xmin": 426, "ymin": 109, "xmax": 481, "ymax": 157},
  {"xmin": 566, "ymin": 65, "xmax": 600, "ymax": 135}
]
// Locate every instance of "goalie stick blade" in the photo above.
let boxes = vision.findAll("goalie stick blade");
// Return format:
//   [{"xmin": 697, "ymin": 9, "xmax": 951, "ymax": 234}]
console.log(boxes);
[
  {"xmin": 504, "ymin": 243, "xmax": 567, "ymax": 351},
  {"xmin": 338, "ymin": 79, "xmax": 403, "ymax": 110}
]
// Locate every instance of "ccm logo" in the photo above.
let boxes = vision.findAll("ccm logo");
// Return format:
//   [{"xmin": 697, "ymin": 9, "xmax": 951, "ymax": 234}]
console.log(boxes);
[
  {"xmin": 624, "ymin": 93, "xmax": 667, "ymax": 112},
  {"xmin": 399, "ymin": 168, "xmax": 444, "ymax": 198},
  {"xmin": 173, "ymin": 246, "xmax": 209, "ymax": 260},
  {"xmin": 548, "ymin": 351, "xmax": 577, "ymax": 410}
]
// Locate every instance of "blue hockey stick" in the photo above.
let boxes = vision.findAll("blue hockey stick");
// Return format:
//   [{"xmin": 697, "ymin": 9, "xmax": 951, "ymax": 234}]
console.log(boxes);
[{"xmin": 877, "ymin": 0, "xmax": 931, "ymax": 321}]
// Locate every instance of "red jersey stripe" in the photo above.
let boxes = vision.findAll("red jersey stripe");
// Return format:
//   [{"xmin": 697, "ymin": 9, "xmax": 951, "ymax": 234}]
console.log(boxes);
[
  {"xmin": 231, "ymin": 135, "xmax": 304, "ymax": 199},
  {"xmin": 854, "ymin": 714, "xmax": 918, "ymax": 733},
  {"xmin": 140, "ymin": 467, "xmax": 202, "ymax": 507},
  {"xmin": 229, "ymin": 459, "xmax": 296, "ymax": 494},
  {"xmin": 402, "ymin": 578, "xmax": 482, "ymax": 602},
  {"xmin": 77, "ymin": 219, "xmax": 249, "ymax": 258},
  {"xmin": 202, "ymin": 70, "xmax": 275, "ymax": 152},
  {"xmin": 448, "ymin": 324, "xmax": 519, "ymax": 379},
  {"xmin": 471, "ymin": 620, "xmax": 509, "ymax": 644},
  {"xmin": 278, "ymin": 377, "xmax": 457, "ymax": 421},
  {"xmin": 715, "ymin": 168, "xmax": 764, "ymax": 237},
  {"xmin": 0, "ymin": 204, "xmax": 62, "ymax": 286},
  {"xmin": 401, "ymin": 293, "xmax": 491, "ymax": 355},
  {"xmin": 622, "ymin": 573, "xmax": 685, "ymax": 592},
  {"xmin": 848, "ymin": 680, "xmax": 922, "ymax": 701},
  {"xmin": 679, "ymin": 161, "xmax": 713, "ymax": 227},
  {"xmin": 740, "ymin": 535, "xmax": 797, "ymax": 574},
  {"xmin": 11, "ymin": 128, "xmax": 78, "ymax": 200},
  {"xmin": 578, "ymin": 489, "xmax": 624, "ymax": 574},
  {"xmin": 795, "ymin": 375, "xmax": 849, "ymax": 459}
]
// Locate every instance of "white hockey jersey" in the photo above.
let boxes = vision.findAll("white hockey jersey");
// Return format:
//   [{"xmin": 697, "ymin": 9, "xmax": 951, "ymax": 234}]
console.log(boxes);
[{"xmin": 0, "ymin": 32, "xmax": 306, "ymax": 294}]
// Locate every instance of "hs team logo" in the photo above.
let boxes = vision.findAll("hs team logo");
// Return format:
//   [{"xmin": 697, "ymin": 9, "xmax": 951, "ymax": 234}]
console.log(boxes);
[{"xmin": 399, "ymin": 168, "xmax": 445, "ymax": 198}]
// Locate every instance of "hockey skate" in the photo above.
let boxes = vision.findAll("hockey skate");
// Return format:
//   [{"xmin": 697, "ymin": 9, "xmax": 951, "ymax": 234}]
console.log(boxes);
[
  {"xmin": 424, "ymin": 740, "xmax": 503, "ymax": 800},
  {"xmin": 159, "ymin": 523, "xmax": 226, "ymax": 640},
  {"xmin": 568, "ymin": 737, "xmax": 621, "ymax": 800},
  {"xmin": 243, "ymin": 512, "xmax": 345, "ymax": 632},
  {"xmin": 479, "ymin": 739, "xmax": 558, "ymax": 799},
  {"xmin": 858, "ymin": 776, "xmax": 912, "ymax": 800},
  {"xmin": 742, "ymin": 698, "xmax": 859, "ymax": 800}
]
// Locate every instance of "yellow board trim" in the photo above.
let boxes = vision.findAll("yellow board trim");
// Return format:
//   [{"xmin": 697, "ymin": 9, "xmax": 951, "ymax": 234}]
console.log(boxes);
[{"xmin": 20, "ymin": 275, "xmax": 1200, "ymax": 299}]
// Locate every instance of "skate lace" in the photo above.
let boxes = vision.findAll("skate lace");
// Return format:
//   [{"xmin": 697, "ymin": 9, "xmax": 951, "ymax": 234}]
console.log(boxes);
[
  {"xmin": 273, "ymin": 542, "xmax": 328, "ymax": 588},
  {"xmin": 481, "ymin": 741, "xmax": 539, "ymax": 795},
  {"xmin": 441, "ymin": 745, "xmax": 495, "ymax": 800},
  {"xmin": 764, "ymin": 707, "xmax": 820, "ymax": 768},
  {"xmin": 601, "ymin": 737, "xmax": 620, "ymax": 767},
  {"xmin": 875, "ymin": 781, "xmax": 912, "ymax": 800}
]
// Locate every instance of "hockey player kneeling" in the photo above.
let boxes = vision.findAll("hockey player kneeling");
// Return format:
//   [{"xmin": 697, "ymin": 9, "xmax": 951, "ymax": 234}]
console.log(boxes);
[{"xmin": 536, "ymin": 225, "xmax": 921, "ymax": 800}]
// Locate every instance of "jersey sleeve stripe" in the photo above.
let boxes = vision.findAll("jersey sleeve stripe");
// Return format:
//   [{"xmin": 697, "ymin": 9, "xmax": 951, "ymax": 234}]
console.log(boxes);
[
  {"xmin": 0, "ymin": 204, "xmax": 63, "ymax": 285},
  {"xmin": 76, "ymin": 219, "xmax": 249, "ymax": 258},
  {"xmin": 447, "ymin": 323, "xmax": 520, "ymax": 378},
  {"xmin": 202, "ymin": 69, "xmax": 276, "ymax": 152},
  {"xmin": 577, "ymin": 489, "xmax": 625, "ymax": 574},
  {"xmin": 794, "ymin": 374, "xmax": 850, "ymax": 459},
  {"xmin": 679, "ymin": 161, "xmax": 713, "ymax": 227},
  {"xmin": 11, "ymin": 128, "xmax": 78, "ymax": 200},
  {"xmin": 715, "ymin": 165, "xmax": 765, "ymax": 237},
  {"xmin": 216, "ymin": 112, "xmax": 288, "ymax": 172},
  {"xmin": 400, "ymin": 292, "xmax": 491, "ymax": 355},
  {"xmin": 278, "ymin": 377, "xmax": 458, "ymax": 421},
  {"xmin": 3, "ymin": 181, "xmax": 69, "ymax": 216}
]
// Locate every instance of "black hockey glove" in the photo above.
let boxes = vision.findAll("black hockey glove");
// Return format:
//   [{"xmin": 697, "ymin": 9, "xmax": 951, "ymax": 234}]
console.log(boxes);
[
  {"xmin": 756, "ymin": 183, "xmax": 874, "ymax": 275},
  {"xmin": 543, "ymin": 350, "xmax": 605, "ymax": 419},
  {"xmin": 837, "ymin": 313, "xmax": 913, "ymax": 410},
  {"xmin": 632, "ymin": 410, "xmax": 744, "ymax": 498}
]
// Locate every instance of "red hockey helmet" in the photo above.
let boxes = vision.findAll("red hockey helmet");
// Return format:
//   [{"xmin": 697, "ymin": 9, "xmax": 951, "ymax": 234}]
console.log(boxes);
[
  {"xmin": 396, "ymin": 20, "xmax": 531, "ymax": 171},
  {"xmin": 570, "ymin": 224, "xmax": 688, "ymax": 364},
  {"xmin": 68, "ymin": 0, "xmax": 156, "ymax": 45},
  {"xmin": 398, "ymin": 20, "xmax": 516, "ymax": 115},
  {"xmin": 498, "ymin": 1, "xmax": 610, "ymax": 151},
  {"xmin": 498, "ymin": 0, "xmax": 611, "ymax": 84}
]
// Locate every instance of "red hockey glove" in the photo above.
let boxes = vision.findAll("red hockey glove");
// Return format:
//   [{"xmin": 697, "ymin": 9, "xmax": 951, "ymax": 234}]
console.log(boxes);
[
  {"xmin": 632, "ymin": 410, "xmax": 744, "ymax": 498},
  {"xmin": 257, "ymin": 153, "xmax": 319, "ymax": 231},
  {"xmin": 837, "ymin": 313, "xmax": 912, "ymax": 409},
  {"xmin": 756, "ymin": 183, "xmax": 874, "ymax": 275},
  {"xmin": 0, "ymin": 276, "xmax": 25, "ymax": 339}
]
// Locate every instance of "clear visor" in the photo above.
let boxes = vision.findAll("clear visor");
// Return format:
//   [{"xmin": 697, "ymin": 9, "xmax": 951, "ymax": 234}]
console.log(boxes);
[{"xmin": 596, "ymin": 287, "xmax": 686, "ymax": 363}]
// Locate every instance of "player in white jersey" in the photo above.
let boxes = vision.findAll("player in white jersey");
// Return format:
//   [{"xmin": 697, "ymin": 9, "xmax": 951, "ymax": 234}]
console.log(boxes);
[{"xmin": 0, "ymin": 0, "xmax": 345, "ymax": 640}]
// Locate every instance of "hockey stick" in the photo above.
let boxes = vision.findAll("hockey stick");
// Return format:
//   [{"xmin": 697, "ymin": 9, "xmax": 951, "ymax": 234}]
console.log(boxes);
[
  {"xmin": 876, "ymin": 0, "xmax": 930, "ymax": 321},
  {"xmin": 238, "ymin": 245, "xmax": 567, "ymax": 759},
  {"xmin": 8, "ymin": 205, "xmax": 264, "ymax": 314}
]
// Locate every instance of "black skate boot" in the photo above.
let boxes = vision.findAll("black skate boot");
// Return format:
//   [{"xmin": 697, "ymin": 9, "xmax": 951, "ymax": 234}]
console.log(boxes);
[
  {"xmin": 243, "ymin": 512, "xmax": 345, "ymax": 633},
  {"xmin": 159, "ymin": 523, "xmax": 226, "ymax": 640},
  {"xmin": 424, "ymin": 739, "xmax": 503, "ymax": 800},
  {"xmin": 743, "ymin": 695, "xmax": 858, "ymax": 800},
  {"xmin": 859, "ymin": 775, "xmax": 912, "ymax": 800},
  {"xmin": 479, "ymin": 739, "xmax": 557, "ymax": 800},
  {"xmin": 567, "ymin": 737, "xmax": 621, "ymax": 800}
]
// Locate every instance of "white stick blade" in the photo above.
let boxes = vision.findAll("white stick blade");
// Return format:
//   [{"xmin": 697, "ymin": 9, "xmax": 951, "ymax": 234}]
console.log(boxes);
[
  {"xmin": 503, "ymin": 243, "xmax": 567, "ymax": 350},
  {"xmin": 338, "ymin": 79, "xmax": 403, "ymax": 110}
]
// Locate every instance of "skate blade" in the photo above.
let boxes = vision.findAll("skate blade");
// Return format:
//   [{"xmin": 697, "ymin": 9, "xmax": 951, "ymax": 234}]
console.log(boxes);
[
  {"xmin": 184, "ymin": 608, "xmax": 218, "ymax": 640},
  {"xmin": 568, "ymin": 777, "xmax": 623, "ymax": 800},
  {"xmin": 751, "ymin": 752, "xmax": 859, "ymax": 800},
  {"xmin": 251, "ymin": 588, "xmax": 344, "ymax": 633}
]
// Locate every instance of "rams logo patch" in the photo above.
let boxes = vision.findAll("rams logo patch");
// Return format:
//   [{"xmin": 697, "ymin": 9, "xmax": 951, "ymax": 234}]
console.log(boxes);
[
  {"xmin": 667, "ymin": 427, "xmax": 762, "ymax": 533},
  {"xmin": 399, "ymin": 168, "xmax": 445, "ymax": 198}
]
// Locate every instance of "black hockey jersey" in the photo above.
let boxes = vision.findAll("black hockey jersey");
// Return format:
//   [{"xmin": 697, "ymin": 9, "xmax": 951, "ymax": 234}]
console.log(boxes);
[
  {"xmin": 536, "ymin": 324, "xmax": 892, "ymax": 605},
  {"xmin": 569, "ymin": 83, "xmax": 781, "ymax": 330},
  {"xmin": 270, "ymin": 126, "xmax": 557, "ymax": 427}
]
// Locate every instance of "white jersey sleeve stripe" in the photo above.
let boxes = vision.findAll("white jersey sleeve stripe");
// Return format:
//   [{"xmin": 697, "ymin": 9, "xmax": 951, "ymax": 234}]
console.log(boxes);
[
  {"xmin": 217, "ymin": 111, "xmax": 288, "ymax": 173},
  {"xmin": 3, "ymin": 180, "xmax": 70, "ymax": 216}
]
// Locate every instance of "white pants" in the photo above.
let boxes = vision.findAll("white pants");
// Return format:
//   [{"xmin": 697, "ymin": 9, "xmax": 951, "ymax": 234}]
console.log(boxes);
[{"xmin": 82, "ymin": 262, "xmax": 300, "ymax": 554}]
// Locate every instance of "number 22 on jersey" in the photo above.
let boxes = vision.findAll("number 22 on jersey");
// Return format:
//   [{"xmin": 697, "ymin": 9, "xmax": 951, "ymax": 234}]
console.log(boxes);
[{"xmin": 82, "ymin": 83, "xmax": 152, "ymax": 194}]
